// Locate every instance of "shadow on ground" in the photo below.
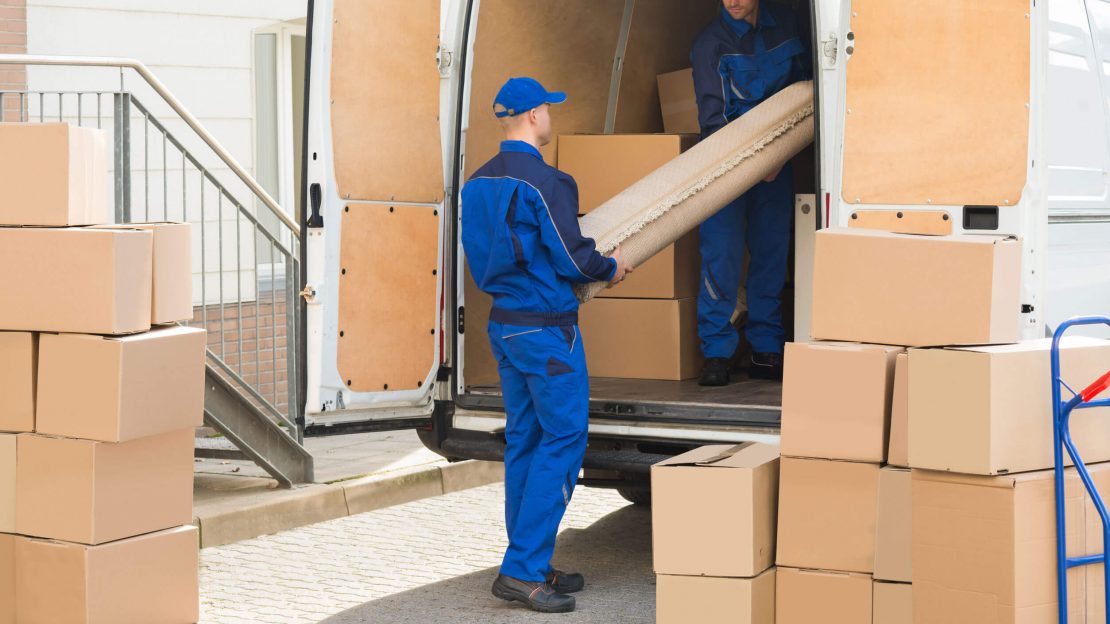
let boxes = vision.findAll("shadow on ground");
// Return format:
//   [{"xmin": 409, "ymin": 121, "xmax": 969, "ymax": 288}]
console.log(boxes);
[{"xmin": 320, "ymin": 504, "xmax": 654, "ymax": 624}]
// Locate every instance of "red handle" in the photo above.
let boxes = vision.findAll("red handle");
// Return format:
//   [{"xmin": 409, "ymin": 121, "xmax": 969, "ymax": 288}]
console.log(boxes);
[{"xmin": 1081, "ymin": 370, "xmax": 1110, "ymax": 403}]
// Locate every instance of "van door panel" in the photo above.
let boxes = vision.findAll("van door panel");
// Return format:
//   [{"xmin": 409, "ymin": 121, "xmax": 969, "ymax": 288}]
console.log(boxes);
[
  {"xmin": 840, "ymin": 0, "xmax": 1031, "ymax": 207},
  {"xmin": 330, "ymin": 0, "xmax": 444, "ymax": 203},
  {"xmin": 336, "ymin": 204, "xmax": 440, "ymax": 393}
]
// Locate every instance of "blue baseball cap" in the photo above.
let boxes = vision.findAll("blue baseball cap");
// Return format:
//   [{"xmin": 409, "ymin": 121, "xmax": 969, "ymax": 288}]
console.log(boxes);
[{"xmin": 493, "ymin": 77, "xmax": 567, "ymax": 118}]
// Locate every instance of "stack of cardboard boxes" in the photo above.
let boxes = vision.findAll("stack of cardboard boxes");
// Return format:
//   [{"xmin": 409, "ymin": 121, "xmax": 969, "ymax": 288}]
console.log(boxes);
[
  {"xmin": 559, "ymin": 133, "xmax": 704, "ymax": 381},
  {"xmin": 652, "ymin": 442, "xmax": 780, "ymax": 623},
  {"xmin": 781, "ymin": 227, "xmax": 1110, "ymax": 623},
  {"xmin": 0, "ymin": 123, "xmax": 204, "ymax": 624}
]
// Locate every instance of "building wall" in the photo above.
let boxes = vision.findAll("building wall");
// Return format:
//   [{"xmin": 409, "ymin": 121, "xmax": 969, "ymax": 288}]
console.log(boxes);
[{"xmin": 0, "ymin": 0, "xmax": 27, "ymax": 121}]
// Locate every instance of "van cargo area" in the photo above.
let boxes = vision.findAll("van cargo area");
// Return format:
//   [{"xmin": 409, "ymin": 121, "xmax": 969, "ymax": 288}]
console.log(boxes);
[{"xmin": 453, "ymin": 0, "xmax": 816, "ymax": 442}]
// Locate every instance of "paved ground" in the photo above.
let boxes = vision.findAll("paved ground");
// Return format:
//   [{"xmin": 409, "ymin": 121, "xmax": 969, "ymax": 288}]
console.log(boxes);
[{"xmin": 199, "ymin": 483, "xmax": 654, "ymax": 624}]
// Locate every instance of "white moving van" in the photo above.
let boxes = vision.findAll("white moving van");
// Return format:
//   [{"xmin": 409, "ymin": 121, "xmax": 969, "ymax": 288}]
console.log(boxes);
[{"xmin": 300, "ymin": 0, "xmax": 1110, "ymax": 498}]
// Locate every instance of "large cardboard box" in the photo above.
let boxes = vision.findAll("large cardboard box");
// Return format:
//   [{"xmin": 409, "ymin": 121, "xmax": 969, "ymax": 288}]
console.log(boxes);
[
  {"xmin": 94, "ymin": 222, "xmax": 193, "ymax": 324},
  {"xmin": 36, "ymin": 326, "xmax": 205, "ymax": 442},
  {"xmin": 0, "ymin": 227, "xmax": 153, "ymax": 334},
  {"xmin": 0, "ymin": 332, "xmax": 35, "ymax": 433},
  {"xmin": 15, "ymin": 525, "xmax": 199, "ymax": 624},
  {"xmin": 0, "ymin": 123, "xmax": 109, "ymax": 226},
  {"xmin": 15, "ymin": 429, "xmax": 194, "ymax": 545},
  {"xmin": 657, "ymin": 68, "xmax": 700, "ymax": 135},
  {"xmin": 656, "ymin": 569, "xmax": 775, "ymax": 624},
  {"xmin": 873, "ymin": 466, "xmax": 911, "ymax": 583},
  {"xmin": 1086, "ymin": 467, "xmax": 1110, "ymax": 621},
  {"xmin": 777, "ymin": 457, "xmax": 880, "ymax": 573},
  {"xmin": 557, "ymin": 133, "xmax": 700, "ymax": 299},
  {"xmin": 0, "ymin": 435, "xmax": 14, "ymax": 534},
  {"xmin": 886, "ymin": 353, "xmax": 909, "ymax": 468},
  {"xmin": 652, "ymin": 443, "xmax": 779, "ymax": 577},
  {"xmin": 909, "ymin": 337, "xmax": 1110, "ymax": 475},
  {"xmin": 578, "ymin": 297, "xmax": 702, "ymax": 380},
  {"xmin": 0, "ymin": 533, "xmax": 12, "ymax": 624},
  {"xmin": 873, "ymin": 582, "xmax": 912, "ymax": 624},
  {"xmin": 912, "ymin": 467, "xmax": 1095, "ymax": 623},
  {"xmin": 558, "ymin": 134, "xmax": 698, "ymax": 213},
  {"xmin": 776, "ymin": 567, "xmax": 872, "ymax": 624},
  {"xmin": 781, "ymin": 341, "xmax": 902, "ymax": 462},
  {"xmin": 811, "ymin": 229, "xmax": 1022, "ymax": 347}
]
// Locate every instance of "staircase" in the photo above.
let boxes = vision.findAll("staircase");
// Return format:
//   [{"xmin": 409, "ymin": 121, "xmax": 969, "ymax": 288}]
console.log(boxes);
[{"xmin": 0, "ymin": 56, "xmax": 313, "ymax": 486}]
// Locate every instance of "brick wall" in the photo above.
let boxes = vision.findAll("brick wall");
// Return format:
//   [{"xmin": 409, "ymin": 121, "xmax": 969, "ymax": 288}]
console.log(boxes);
[
  {"xmin": 0, "ymin": 0, "xmax": 25, "ymax": 122},
  {"xmin": 193, "ymin": 289, "xmax": 292, "ymax": 414}
]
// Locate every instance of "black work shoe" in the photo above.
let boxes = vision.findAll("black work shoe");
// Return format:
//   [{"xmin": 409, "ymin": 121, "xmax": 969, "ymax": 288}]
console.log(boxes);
[
  {"xmin": 748, "ymin": 352, "xmax": 784, "ymax": 381},
  {"xmin": 547, "ymin": 568, "xmax": 585, "ymax": 593},
  {"xmin": 492, "ymin": 574, "xmax": 576, "ymax": 613},
  {"xmin": 699, "ymin": 357, "xmax": 731, "ymax": 386}
]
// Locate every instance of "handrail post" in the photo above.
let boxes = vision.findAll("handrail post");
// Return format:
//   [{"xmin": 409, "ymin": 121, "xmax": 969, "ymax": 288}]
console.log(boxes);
[{"xmin": 112, "ymin": 92, "xmax": 131, "ymax": 222}]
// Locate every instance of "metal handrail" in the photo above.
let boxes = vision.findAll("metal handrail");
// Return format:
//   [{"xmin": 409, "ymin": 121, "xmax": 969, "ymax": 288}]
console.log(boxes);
[{"xmin": 0, "ymin": 54, "xmax": 299, "ymax": 234}]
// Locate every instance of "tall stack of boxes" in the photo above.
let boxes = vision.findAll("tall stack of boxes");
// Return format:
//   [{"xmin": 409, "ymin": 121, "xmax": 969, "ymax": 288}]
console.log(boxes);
[
  {"xmin": 559, "ymin": 133, "xmax": 703, "ymax": 380},
  {"xmin": 773, "ymin": 226, "xmax": 1110, "ymax": 623},
  {"xmin": 0, "ymin": 122, "xmax": 203, "ymax": 623}
]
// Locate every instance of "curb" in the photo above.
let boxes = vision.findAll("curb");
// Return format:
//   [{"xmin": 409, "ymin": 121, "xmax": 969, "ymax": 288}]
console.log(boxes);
[{"xmin": 192, "ymin": 460, "xmax": 505, "ymax": 549}]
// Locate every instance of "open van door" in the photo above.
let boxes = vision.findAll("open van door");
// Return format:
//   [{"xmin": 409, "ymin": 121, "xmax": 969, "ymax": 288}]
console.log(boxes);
[
  {"xmin": 826, "ymin": 0, "xmax": 1047, "ymax": 338},
  {"xmin": 302, "ymin": 0, "xmax": 465, "ymax": 430}
]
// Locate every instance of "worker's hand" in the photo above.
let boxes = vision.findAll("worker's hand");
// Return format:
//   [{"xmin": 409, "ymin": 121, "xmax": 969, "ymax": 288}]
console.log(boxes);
[
  {"xmin": 763, "ymin": 165, "xmax": 783, "ymax": 183},
  {"xmin": 607, "ymin": 246, "xmax": 634, "ymax": 288}
]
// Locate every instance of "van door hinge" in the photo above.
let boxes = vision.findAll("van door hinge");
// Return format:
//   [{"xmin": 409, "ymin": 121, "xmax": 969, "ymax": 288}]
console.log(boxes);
[
  {"xmin": 821, "ymin": 33, "xmax": 839, "ymax": 68},
  {"xmin": 436, "ymin": 45, "xmax": 454, "ymax": 77}
]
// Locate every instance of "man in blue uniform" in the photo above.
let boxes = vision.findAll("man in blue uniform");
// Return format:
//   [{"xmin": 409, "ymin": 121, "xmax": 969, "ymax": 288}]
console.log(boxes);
[
  {"xmin": 461, "ymin": 77, "xmax": 632, "ymax": 614},
  {"xmin": 692, "ymin": 0, "xmax": 810, "ymax": 385}
]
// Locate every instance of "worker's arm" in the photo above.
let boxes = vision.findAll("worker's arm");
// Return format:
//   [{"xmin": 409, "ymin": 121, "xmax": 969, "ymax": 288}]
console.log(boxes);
[
  {"xmin": 537, "ymin": 175, "xmax": 618, "ymax": 284},
  {"xmin": 691, "ymin": 39, "xmax": 728, "ymax": 140}
]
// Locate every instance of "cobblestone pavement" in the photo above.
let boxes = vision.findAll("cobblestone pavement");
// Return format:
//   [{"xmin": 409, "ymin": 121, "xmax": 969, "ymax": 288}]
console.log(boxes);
[{"xmin": 199, "ymin": 483, "xmax": 654, "ymax": 623}]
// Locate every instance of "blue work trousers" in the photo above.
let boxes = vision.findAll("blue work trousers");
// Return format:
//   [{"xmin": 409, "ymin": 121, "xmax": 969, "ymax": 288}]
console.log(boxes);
[
  {"xmin": 489, "ymin": 320, "xmax": 589, "ymax": 582},
  {"xmin": 697, "ymin": 165, "xmax": 793, "ymax": 358}
]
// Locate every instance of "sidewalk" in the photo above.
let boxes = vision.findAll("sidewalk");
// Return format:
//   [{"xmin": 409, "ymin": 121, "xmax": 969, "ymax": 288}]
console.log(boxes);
[
  {"xmin": 199, "ymin": 483, "xmax": 650, "ymax": 624},
  {"xmin": 192, "ymin": 429, "xmax": 503, "ymax": 548}
]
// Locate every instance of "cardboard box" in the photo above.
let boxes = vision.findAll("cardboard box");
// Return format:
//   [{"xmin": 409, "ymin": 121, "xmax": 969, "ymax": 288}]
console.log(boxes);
[
  {"xmin": 96, "ymin": 223, "xmax": 193, "ymax": 324},
  {"xmin": 873, "ymin": 581, "xmax": 912, "ymax": 624},
  {"xmin": 776, "ymin": 567, "xmax": 872, "ymax": 624},
  {"xmin": 0, "ymin": 533, "xmax": 12, "ymax": 624},
  {"xmin": 558, "ymin": 134, "xmax": 698, "ymax": 213},
  {"xmin": 0, "ymin": 435, "xmax": 13, "ymax": 534},
  {"xmin": 0, "ymin": 227, "xmax": 152, "ymax": 334},
  {"xmin": 0, "ymin": 123, "xmax": 109, "ymax": 227},
  {"xmin": 15, "ymin": 429, "xmax": 193, "ymax": 545},
  {"xmin": 652, "ymin": 443, "xmax": 779, "ymax": 577},
  {"xmin": 912, "ymin": 467, "xmax": 1095, "ymax": 623},
  {"xmin": 557, "ymin": 134, "xmax": 700, "ymax": 299},
  {"xmin": 811, "ymin": 229, "xmax": 1022, "ymax": 347},
  {"xmin": 656, "ymin": 568, "xmax": 775, "ymax": 624},
  {"xmin": 777, "ymin": 457, "xmax": 880, "ymax": 573},
  {"xmin": 579, "ymin": 297, "xmax": 702, "ymax": 380},
  {"xmin": 0, "ymin": 332, "xmax": 35, "ymax": 433},
  {"xmin": 1086, "ymin": 466, "xmax": 1110, "ymax": 621},
  {"xmin": 909, "ymin": 337, "xmax": 1110, "ymax": 475},
  {"xmin": 604, "ymin": 231, "xmax": 700, "ymax": 299},
  {"xmin": 781, "ymin": 341, "xmax": 902, "ymax": 462},
  {"xmin": 36, "ymin": 326, "xmax": 206, "ymax": 443},
  {"xmin": 16, "ymin": 525, "xmax": 199, "ymax": 624},
  {"xmin": 657, "ymin": 68, "xmax": 700, "ymax": 135},
  {"xmin": 874, "ymin": 466, "xmax": 911, "ymax": 583},
  {"xmin": 887, "ymin": 353, "xmax": 909, "ymax": 468}
]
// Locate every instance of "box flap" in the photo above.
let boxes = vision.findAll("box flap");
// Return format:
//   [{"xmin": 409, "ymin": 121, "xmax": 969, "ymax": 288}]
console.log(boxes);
[
  {"xmin": 655, "ymin": 442, "xmax": 778, "ymax": 469},
  {"xmin": 939, "ymin": 336, "xmax": 1109, "ymax": 354}
]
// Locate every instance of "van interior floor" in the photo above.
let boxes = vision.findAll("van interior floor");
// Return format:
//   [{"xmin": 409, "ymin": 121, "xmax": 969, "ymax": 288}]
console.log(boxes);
[{"xmin": 466, "ymin": 376, "xmax": 782, "ymax": 429}]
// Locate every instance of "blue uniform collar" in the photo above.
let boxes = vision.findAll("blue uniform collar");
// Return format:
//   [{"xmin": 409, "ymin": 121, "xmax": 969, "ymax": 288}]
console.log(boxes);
[
  {"xmin": 500, "ymin": 140, "xmax": 543, "ymax": 161},
  {"xmin": 720, "ymin": 4, "xmax": 775, "ymax": 38}
]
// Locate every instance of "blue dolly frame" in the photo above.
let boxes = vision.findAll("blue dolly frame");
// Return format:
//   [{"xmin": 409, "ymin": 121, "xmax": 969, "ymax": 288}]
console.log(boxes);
[{"xmin": 1053, "ymin": 316, "xmax": 1110, "ymax": 624}]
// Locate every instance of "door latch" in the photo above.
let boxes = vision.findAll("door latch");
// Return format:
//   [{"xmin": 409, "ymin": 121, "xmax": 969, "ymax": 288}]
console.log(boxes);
[
  {"xmin": 821, "ymin": 33, "xmax": 838, "ymax": 68},
  {"xmin": 436, "ymin": 45, "xmax": 453, "ymax": 78}
]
